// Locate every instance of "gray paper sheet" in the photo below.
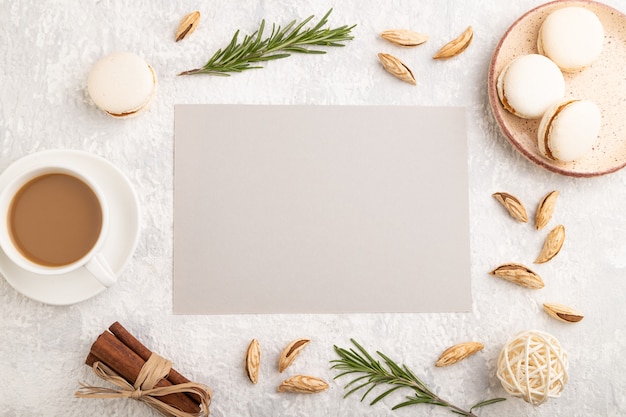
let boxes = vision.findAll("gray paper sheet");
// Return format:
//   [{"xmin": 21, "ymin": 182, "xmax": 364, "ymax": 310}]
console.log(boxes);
[{"xmin": 173, "ymin": 105, "xmax": 471, "ymax": 314}]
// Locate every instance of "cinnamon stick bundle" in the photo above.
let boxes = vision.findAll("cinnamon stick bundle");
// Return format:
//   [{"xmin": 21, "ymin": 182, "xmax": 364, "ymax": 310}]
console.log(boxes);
[
  {"xmin": 85, "ymin": 323, "xmax": 201, "ymax": 414},
  {"xmin": 107, "ymin": 322, "xmax": 200, "ymax": 404}
]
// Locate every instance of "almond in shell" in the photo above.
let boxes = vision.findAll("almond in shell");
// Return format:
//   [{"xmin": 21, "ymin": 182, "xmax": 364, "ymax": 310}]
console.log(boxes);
[
  {"xmin": 175, "ymin": 11, "xmax": 201, "ymax": 42},
  {"xmin": 436, "ymin": 341, "xmax": 484, "ymax": 367},
  {"xmin": 490, "ymin": 263, "xmax": 544, "ymax": 289},
  {"xmin": 543, "ymin": 303, "xmax": 584, "ymax": 323},
  {"xmin": 381, "ymin": 29, "xmax": 429, "ymax": 47},
  {"xmin": 245, "ymin": 338, "xmax": 261, "ymax": 384},
  {"xmin": 536, "ymin": 190, "xmax": 559, "ymax": 230},
  {"xmin": 279, "ymin": 338, "xmax": 310, "ymax": 373},
  {"xmin": 277, "ymin": 375, "xmax": 329, "ymax": 394},
  {"xmin": 377, "ymin": 53, "xmax": 416, "ymax": 85},
  {"xmin": 433, "ymin": 25, "xmax": 473, "ymax": 59},
  {"xmin": 492, "ymin": 192, "xmax": 528, "ymax": 223},
  {"xmin": 535, "ymin": 224, "xmax": 565, "ymax": 264}
]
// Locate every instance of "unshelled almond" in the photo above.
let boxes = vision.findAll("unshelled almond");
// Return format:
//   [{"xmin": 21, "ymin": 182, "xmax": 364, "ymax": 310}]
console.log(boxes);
[
  {"xmin": 536, "ymin": 190, "xmax": 559, "ymax": 230},
  {"xmin": 433, "ymin": 25, "xmax": 473, "ymax": 59},
  {"xmin": 492, "ymin": 192, "xmax": 528, "ymax": 223},
  {"xmin": 278, "ymin": 338, "xmax": 310, "ymax": 373},
  {"xmin": 277, "ymin": 375, "xmax": 329, "ymax": 394},
  {"xmin": 377, "ymin": 53, "xmax": 416, "ymax": 85},
  {"xmin": 543, "ymin": 303, "xmax": 584, "ymax": 323},
  {"xmin": 175, "ymin": 11, "xmax": 201, "ymax": 42},
  {"xmin": 436, "ymin": 341, "xmax": 483, "ymax": 367},
  {"xmin": 245, "ymin": 339, "xmax": 261, "ymax": 384},
  {"xmin": 381, "ymin": 29, "xmax": 429, "ymax": 47},
  {"xmin": 535, "ymin": 224, "xmax": 565, "ymax": 264},
  {"xmin": 490, "ymin": 263, "xmax": 544, "ymax": 289}
]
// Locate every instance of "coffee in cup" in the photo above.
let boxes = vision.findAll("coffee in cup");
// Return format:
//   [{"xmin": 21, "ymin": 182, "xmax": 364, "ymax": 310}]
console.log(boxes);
[{"xmin": 0, "ymin": 165, "xmax": 117, "ymax": 287}]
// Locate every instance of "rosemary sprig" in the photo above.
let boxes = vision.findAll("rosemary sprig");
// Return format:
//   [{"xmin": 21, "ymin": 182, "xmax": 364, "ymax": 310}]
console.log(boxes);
[
  {"xmin": 331, "ymin": 339, "xmax": 505, "ymax": 417},
  {"xmin": 178, "ymin": 9, "xmax": 356, "ymax": 76}
]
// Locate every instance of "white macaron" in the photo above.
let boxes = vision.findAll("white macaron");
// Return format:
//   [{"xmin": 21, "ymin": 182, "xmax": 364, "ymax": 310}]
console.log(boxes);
[
  {"xmin": 496, "ymin": 54, "xmax": 565, "ymax": 119},
  {"xmin": 538, "ymin": 7, "xmax": 604, "ymax": 72},
  {"xmin": 537, "ymin": 99, "xmax": 601, "ymax": 162},
  {"xmin": 87, "ymin": 52, "xmax": 157, "ymax": 118}
]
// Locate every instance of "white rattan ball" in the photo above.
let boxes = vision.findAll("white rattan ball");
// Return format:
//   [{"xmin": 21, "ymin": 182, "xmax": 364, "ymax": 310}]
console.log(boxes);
[{"xmin": 496, "ymin": 330, "xmax": 568, "ymax": 406}]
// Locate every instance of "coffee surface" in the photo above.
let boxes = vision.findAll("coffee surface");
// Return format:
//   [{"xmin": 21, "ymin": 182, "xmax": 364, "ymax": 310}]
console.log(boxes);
[{"xmin": 8, "ymin": 173, "xmax": 102, "ymax": 267}]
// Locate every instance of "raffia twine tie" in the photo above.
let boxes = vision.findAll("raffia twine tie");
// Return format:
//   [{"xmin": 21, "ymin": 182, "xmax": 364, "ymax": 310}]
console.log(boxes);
[{"xmin": 75, "ymin": 353, "xmax": 212, "ymax": 417}]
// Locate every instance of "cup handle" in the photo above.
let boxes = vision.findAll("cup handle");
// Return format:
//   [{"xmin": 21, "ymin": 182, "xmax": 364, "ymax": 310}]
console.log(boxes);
[{"xmin": 85, "ymin": 253, "xmax": 117, "ymax": 287}]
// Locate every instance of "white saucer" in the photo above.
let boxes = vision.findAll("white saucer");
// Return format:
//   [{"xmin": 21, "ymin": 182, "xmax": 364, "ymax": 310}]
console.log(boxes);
[{"xmin": 0, "ymin": 150, "xmax": 140, "ymax": 305}]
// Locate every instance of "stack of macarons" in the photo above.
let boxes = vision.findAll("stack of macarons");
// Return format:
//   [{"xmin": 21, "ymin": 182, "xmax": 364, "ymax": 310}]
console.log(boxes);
[
  {"xmin": 496, "ymin": 6, "xmax": 604, "ymax": 163},
  {"xmin": 87, "ymin": 52, "xmax": 157, "ymax": 118}
]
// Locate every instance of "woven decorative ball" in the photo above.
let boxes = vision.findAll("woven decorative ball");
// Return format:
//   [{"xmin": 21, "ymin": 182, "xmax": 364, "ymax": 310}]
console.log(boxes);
[{"xmin": 496, "ymin": 330, "xmax": 568, "ymax": 406}]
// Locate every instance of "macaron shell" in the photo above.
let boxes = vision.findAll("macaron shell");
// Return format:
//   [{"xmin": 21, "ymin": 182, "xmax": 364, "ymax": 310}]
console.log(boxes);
[
  {"xmin": 539, "ymin": 100, "xmax": 601, "ymax": 162},
  {"xmin": 108, "ymin": 64, "xmax": 157, "ymax": 118},
  {"xmin": 497, "ymin": 54, "xmax": 565, "ymax": 119},
  {"xmin": 87, "ymin": 52, "xmax": 156, "ymax": 117},
  {"xmin": 538, "ymin": 7, "xmax": 604, "ymax": 72},
  {"xmin": 537, "ymin": 99, "xmax": 571, "ymax": 158},
  {"xmin": 496, "ymin": 61, "xmax": 516, "ymax": 115}
]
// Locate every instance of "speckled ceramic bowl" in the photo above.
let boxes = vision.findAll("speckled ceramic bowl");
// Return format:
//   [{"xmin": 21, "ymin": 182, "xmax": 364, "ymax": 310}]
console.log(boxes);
[{"xmin": 488, "ymin": 0, "xmax": 626, "ymax": 177}]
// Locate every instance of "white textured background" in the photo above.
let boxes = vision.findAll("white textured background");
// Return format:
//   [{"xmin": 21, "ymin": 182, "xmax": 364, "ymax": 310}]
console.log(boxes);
[{"xmin": 2, "ymin": 0, "xmax": 626, "ymax": 416}]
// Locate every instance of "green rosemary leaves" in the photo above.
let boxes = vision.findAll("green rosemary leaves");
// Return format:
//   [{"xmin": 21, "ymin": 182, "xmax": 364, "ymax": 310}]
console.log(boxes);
[
  {"xmin": 178, "ymin": 9, "xmax": 355, "ymax": 76},
  {"xmin": 331, "ymin": 339, "xmax": 505, "ymax": 417}
]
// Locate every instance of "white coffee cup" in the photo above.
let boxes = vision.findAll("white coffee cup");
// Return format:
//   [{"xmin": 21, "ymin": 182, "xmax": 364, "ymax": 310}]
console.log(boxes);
[{"xmin": 0, "ymin": 165, "xmax": 117, "ymax": 287}]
